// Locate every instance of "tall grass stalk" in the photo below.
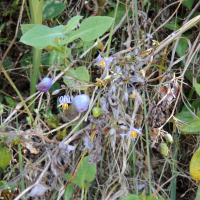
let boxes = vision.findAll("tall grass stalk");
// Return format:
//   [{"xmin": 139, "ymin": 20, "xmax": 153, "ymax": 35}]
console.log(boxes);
[
  {"xmin": 170, "ymin": 130, "xmax": 178, "ymax": 200},
  {"xmin": 105, "ymin": 0, "xmax": 119, "ymax": 57},
  {"xmin": 18, "ymin": 144, "xmax": 25, "ymax": 200},
  {"xmin": 143, "ymin": 91, "xmax": 152, "ymax": 196},
  {"xmin": 29, "ymin": 0, "xmax": 44, "ymax": 111}
]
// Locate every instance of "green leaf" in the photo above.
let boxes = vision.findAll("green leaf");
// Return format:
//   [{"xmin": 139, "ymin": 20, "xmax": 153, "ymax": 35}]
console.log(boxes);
[
  {"xmin": 0, "ymin": 93, "xmax": 3, "ymax": 103},
  {"xmin": 43, "ymin": 1, "xmax": 66, "ymax": 20},
  {"xmin": 182, "ymin": 0, "xmax": 194, "ymax": 10},
  {"xmin": 192, "ymin": 99, "xmax": 200, "ymax": 109},
  {"xmin": 63, "ymin": 66, "xmax": 90, "ymax": 90},
  {"xmin": 195, "ymin": 80, "xmax": 200, "ymax": 96},
  {"xmin": 49, "ymin": 82, "xmax": 60, "ymax": 93},
  {"xmin": 41, "ymin": 53, "xmax": 50, "ymax": 65},
  {"xmin": 107, "ymin": 6, "xmax": 132, "ymax": 27},
  {"xmin": 20, "ymin": 25, "xmax": 66, "ymax": 48},
  {"xmin": 180, "ymin": 119, "xmax": 200, "ymax": 133},
  {"xmin": 174, "ymin": 111, "xmax": 194, "ymax": 122},
  {"xmin": 73, "ymin": 156, "xmax": 96, "ymax": 189},
  {"xmin": 122, "ymin": 194, "xmax": 141, "ymax": 200},
  {"xmin": 67, "ymin": 16, "xmax": 113, "ymax": 43},
  {"xmin": 163, "ymin": 23, "xmax": 180, "ymax": 30},
  {"xmin": 176, "ymin": 38, "xmax": 188, "ymax": 64},
  {"xmin": 64, "ymin": 184, "xmax": 73, "ymax": 200},
  {"xmin": 0, "ymin": 147, "xmax": 11, "ymax": 170},
  {"xmin": 21, "ymin": 24, "xmax": 39, "ymax": 34},
  {"xmin": 143, "ymin": 0, "xmax": 149, "ymax": 6},
  {"xmin": 197, "ymin": 108, "xmax": 200, "ymax": 117},
  {"xmin": 64, "ymin": 16, "xmax": 83, "ymax": 31},
  {"xmin": 5, "ymin": 96, "xmax": 16, "ymax": 107},
  {"xmin": 20, "ymin": 54, "xmax": 32, "ymax": 67}
]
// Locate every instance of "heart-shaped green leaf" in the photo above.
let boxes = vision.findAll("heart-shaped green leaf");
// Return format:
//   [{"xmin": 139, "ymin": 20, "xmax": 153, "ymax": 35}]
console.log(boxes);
[
  {"xmin": 20, "ymin": 25, "xmax": 66, "ymax": 47},
  {"xmin": 73, "ymin": 156, "xmax": 96, "ymax": 189},
  {"xmin": 63, "ymin": 67, "xmax": 89, "ymax": 90}
]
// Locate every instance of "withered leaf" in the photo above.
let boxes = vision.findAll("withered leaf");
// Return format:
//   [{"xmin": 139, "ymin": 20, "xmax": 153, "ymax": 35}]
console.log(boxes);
[
  {"xmin": 89, "ymin": 134, "xmax": 102, "ymax": 164},
  {"xmin": 82, "ymin": 131, "xmax": 92, "ymax": 152},
  {"xmin": 28, "ymin": 184, "xmax": 48, "ymax": 197},
  {"xmin": 51, "ymin": 142, "xmax": 75, "ymax": 177}
]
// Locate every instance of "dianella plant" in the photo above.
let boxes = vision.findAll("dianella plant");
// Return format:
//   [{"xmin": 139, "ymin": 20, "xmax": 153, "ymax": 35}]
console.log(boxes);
[{"xmin": 21, "ymin": 0, "xmax": 113, "ymax": 111}]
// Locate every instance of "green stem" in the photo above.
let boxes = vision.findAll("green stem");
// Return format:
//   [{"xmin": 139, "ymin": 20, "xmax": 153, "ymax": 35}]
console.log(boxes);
[
  {"xmin": 170, "ymin": 130, "xmax": 178, "ymax": 200},
  {"xmin": 30, "ymin": 48, "xmax": 42, "ymax": 111},
  {"xmin": 143, "ymin": 91, "xmax": 152, "ymax": 196},
  {"xmin": 81, "ymin": 188, "xmax": 84, "ymax": 200},
  {"xmin": 105, "ymin": 0, "xmax": 120, "ymax": 57},
  {"xmin": 18, "ymin": 144, "xmax": 25, "ymax": 200},
  {"xmin": 29, "ymin": 0, "xmax": 44, "ymax": 111},
  {"xmin": 134, "ymin": 0, "xmax": 140, "ymax": 39},
  {"xmin": 195, "ymin": 184, "xmax": 200, "ymax": 200}
]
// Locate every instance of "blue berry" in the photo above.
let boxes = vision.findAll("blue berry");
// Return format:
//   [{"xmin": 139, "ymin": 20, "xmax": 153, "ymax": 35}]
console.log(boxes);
[{"xmin": 73, "ymin": 94, "xmax": 90, "ymax": 113}]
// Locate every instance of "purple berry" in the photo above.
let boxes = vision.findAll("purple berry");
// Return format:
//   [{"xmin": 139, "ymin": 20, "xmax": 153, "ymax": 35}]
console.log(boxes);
[
  {"xmin": 73, "ymin": 94, "xmax": 90, "ymax": 113},
  {"xmin": 36, "ymin": 77, "xmax": 52, "ymax": 92}
]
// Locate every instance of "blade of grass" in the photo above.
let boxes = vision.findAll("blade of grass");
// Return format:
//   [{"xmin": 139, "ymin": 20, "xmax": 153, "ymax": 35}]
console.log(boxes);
[
  {"xmin": 170, "ymin": 129, "xmax": 179, "ymax": 200},
  {"xmin": 105, "ymin": 0, "xmax": 119, "ymax": 57},
  {"xmin": 143, "ymin": 91, "xmax": 152, "ymax": 196}
]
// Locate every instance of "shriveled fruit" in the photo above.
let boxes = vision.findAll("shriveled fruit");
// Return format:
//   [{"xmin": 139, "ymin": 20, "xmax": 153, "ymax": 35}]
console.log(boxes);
[
  {"xmin": 190, "ymin": 149, "xmax": 200, "ymax": 183},
  {"xmin": 92, "ymin": 107, "xmax": 102, "ymax": 117}
]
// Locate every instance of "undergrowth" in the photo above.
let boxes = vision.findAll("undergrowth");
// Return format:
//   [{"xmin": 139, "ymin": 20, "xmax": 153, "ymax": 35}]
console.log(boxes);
[{"xmin": 0, "ymin": 0, "xmax": 200, "ymax": 200}]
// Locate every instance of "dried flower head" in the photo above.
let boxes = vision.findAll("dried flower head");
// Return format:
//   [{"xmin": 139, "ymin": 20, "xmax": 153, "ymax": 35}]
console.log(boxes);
[
  {"xmin": 57, "ymin": 95, "xmax": 72, "ymax": 110},
  {"xmin": 120, "ymin": 126, "xmax": 142, "ymax": 140},
  {"xmin": 94, "ymin": 54, "xmax": 113, "ymax": 72},
  {"xmin": 36, "ymin": 77, "xmax": 52, "ymax": 92}
]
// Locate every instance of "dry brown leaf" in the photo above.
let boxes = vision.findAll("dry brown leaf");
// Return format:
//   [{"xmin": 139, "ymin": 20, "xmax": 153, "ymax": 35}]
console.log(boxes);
[{"xmin": 51, "ymin": 143, "xmax": 75, "ymax": 177}]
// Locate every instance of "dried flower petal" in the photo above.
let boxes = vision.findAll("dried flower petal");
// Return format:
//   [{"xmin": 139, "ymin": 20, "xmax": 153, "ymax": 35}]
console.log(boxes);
[
  {"xmin": 124, "ymin": 92, "xmax": 129, "ymax": 102},
  {"xmin": 147, "ymin": 33, "xmax": 153, "ymax": 39},
  {"xmin": 36, "ymin": 77, "xmax": 52, "ymax": 92},
  {"xmin": 115, "ymin": 66, "xmax": 121, "ymax": 74},
  {"xmin": 134, "ymin": 49, "xmax": 139, "ymax": 55}
]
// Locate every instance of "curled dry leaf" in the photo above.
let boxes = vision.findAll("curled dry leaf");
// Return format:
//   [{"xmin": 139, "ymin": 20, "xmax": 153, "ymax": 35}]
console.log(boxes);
[
  {"xmin": 144, "ymin": 102, "xmax": 167, "ymax": 128},
  {"xmin": 25, "ymin": 142, "xmax": 40, "ymax": 154},
  {"xmin": 82, "ymin": 131, "xmax": 92, "ymax": 152},
  {"xmin": 51, "ymin": 142, "xmax": 75, "ymax": 177},
  {"xmin": 28, "ymin": 184, "xmax": 48, "ymax": 197}
]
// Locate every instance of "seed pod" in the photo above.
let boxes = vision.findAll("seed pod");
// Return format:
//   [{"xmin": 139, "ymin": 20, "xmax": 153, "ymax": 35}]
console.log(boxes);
[
  {"xmin": 190, "ymin": 149, "xmax": 200, "ymax": 183},
  {"xmin": 160, "ymin": 142, "xmax": 168, "ymax": 156},
  {"xmin": 73, "ymin": 94, "xmax": 90, "ymax": 113},
  {"xmin": 165, "ymin": 133, "xmax": 173, "ymax": 143}
]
